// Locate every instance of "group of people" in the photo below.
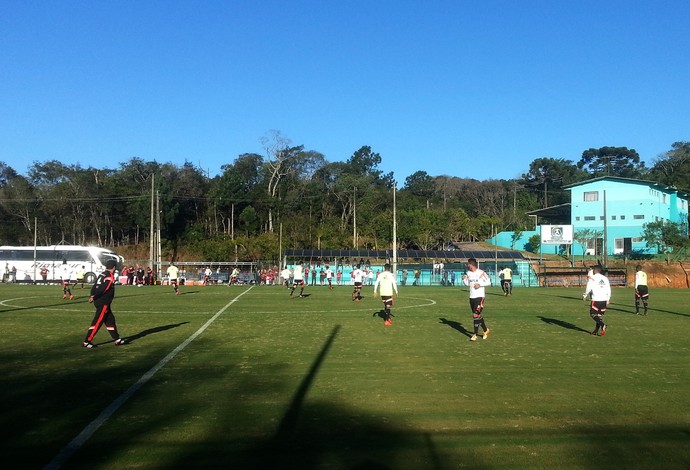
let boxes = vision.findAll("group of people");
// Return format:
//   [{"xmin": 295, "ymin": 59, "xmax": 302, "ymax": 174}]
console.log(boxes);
[
  {"xmin": 79, "ymin": 256, "xmax": 652, "ymax": 349},
  {"xmin": 121, "ymin": 265, "xmax": 155, "ymax": 287}
]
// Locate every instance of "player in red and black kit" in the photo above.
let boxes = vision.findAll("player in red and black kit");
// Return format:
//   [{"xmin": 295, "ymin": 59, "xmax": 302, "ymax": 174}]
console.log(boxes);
[{"xmin": 83, "ymin": 259, "xmax": 125, "ymax": 348}]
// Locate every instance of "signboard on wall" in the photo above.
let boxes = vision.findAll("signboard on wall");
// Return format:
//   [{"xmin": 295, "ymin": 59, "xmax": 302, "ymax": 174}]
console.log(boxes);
[{"xmin": 541, "ymin": 225, "xmax": 573, "ymax": 245}]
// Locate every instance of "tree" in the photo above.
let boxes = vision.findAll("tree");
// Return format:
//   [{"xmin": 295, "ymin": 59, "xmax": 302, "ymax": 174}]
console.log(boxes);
[
  {"xmin": 403, "ymin": 170, "xmax": 435, "ymax": 198},
  {"xmin": 641, "ymin": 220, "xmax": 689, "ymax": 263},
  {"xmin": 522, "ymin": 157, "xmax": 588, "ymax": 207},
  {"xmin": 577, "ymin": 146, "xmax": 645, "ymax": 178},
  {"xmin": 527, "ymin": 234, "xmax": 541, "ymax": 254},
  {"xmin": 574, "ymin": 228, "xmax": 602, "ymax": 264},
  {"xmin": 648, "ymin": 141, "xmax": 690, "ymax": 188}
]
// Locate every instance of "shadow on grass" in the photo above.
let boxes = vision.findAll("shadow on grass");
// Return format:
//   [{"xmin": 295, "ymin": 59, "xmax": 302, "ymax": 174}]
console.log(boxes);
[
  {"xmin": 537, "ymin": 316, "xmax": 590, "ymax": 334},
  {"xmin": 124, "ymin": 322, "xmax": 190, "ymax": 344},
  {"xmin": 438, "ymin": 317, "xmax": 472, "ymax": 338}
]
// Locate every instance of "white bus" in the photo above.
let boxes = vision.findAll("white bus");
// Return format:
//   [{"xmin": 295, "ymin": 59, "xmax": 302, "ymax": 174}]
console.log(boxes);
[{"xmin": 0, "ymin": 245, "xmax": 124, "ymax": 284}]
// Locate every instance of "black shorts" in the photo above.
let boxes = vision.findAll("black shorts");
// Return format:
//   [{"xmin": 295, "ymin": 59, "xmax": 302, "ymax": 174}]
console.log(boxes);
[
  {"xmin": 293, "ymin": 279, "xmax": 305, "ymax": 287},
  {"xmin": 590, "ymin": 300, "xmax": 607, "ymax": 316},
  {"xmin": 635, "ymin": 286, "xmax": 649, "ymax": 299},
  {"xmin": 469, "ymin": 297, "xmax": 484, "ymax": 317}
]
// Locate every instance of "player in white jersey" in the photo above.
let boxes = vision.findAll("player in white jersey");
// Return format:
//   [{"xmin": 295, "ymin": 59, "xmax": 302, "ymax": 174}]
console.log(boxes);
[
  {"xmin": 351, "ymin": 265, "xmax": 364, "ymax": 301},
  {"xmin": 374, "ymin": 263, "xmax": 398, "ymax": 326},
  {"xmin": 290, "ymin": 262, "xmax": 306, "ymax": 298},
  {"xmin": 166, "ymin": 263, "xmax": 180, "ymax": 295},
  {"xmin": 583, "ymin": 265, "xmax": 611, "ymax": 336},
  {"xmin": 60, "ymin": 260, "xmax": 74, "ymax": 300},
  {"xmin": 462, "ymin": 258, "xmax": 492, "ymax": 341},
  {"xmin": 325, "ymin": 265, "xmax": 334, "ymax": 290},
  {"xmin": 634, "ymin": 264, "xmax": 649, "ymax": 315}
]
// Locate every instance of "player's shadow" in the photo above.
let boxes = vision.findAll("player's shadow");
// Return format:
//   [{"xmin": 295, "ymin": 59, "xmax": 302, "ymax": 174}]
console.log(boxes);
[
  {"xmin": 438, "ymin": 317, "xmax": 472, "ymax": 338},
  {"xmin": 124, "ymin": 322, "xmax": 190, "ymax": 344},
  {"xmin": 372, "ymin": 310, "xmax": 394, "ymax": 320},
  {"xmin": 537, "ymin": 316, "xmax": 590, "ymax": 334}
]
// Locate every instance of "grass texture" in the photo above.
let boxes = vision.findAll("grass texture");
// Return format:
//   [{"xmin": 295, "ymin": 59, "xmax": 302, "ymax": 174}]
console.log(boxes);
[{"xmin": 1, "ymin": 282, "xmax": 688, "ymax": 469}]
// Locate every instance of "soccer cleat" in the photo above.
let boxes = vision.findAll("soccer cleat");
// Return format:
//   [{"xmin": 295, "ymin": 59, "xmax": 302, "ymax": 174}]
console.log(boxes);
[
  {"xmin": 70, "ymin": 295, "xmax": 74, "ymax": 300},
  {"xmin": 483, "ymin": 328, "xmax": 491, "ymax": 340},
  {"xmin": 83, "ymin": 342, "xmax": 94, "ymax": 349},
  {"xmin": 384, "ymin": 319, "xmax": 392, "ymax": 326},
  {"xmin": 63, "ymin": 295, "xmax": 67, "ymax": 299},
  {"xmin": 470, "ymin": 334, "xmax": 478, "ymax": 342},
  {"xmin": 600, "ymin": 324, "xmax": 607, "ymax": 336},
  {"xmin": 115, "ymin": 338, "xmax": 126, "ymax": 346}
]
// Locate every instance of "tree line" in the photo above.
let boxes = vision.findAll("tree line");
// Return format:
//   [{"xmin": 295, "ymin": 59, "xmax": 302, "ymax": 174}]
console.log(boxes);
[{"xmin": 0, "ymin": 131, "xmax": 687, "ymax": 263}]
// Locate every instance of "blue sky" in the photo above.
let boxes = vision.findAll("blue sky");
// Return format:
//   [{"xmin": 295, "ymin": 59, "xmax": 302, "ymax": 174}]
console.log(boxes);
[{"xmin": 1, "ymin": 0, "xmax": 688, "ymax": 183}]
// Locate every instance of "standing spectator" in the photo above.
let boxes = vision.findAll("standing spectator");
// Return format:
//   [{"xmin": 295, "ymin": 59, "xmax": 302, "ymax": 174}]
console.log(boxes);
[
  {"xmin": 462, "ymin": 258, "xmax": 491, "ymax": 342},
  {"xmin": 311, "ymin": 266, "xmax": 317, "ymax": 286},
  {"xmin": 336, "ymin": 269, "xmax": 342, "ymax": 285},
  {"xmin": 584, "ymin": 265, "xmax": 611, "ymax": 336},
  {"xmin": 413, "ymin": 269, "xmax": 421, "ymax": 286},
  {"xmin": 401, "ymin": 269, "xmax": 408, "ymax": 286},
  {"xmin": 83, "ymin": 259, "xmax": 125, "ymax": 348},
  {"xmin": 374, "ymin": 263, "xmax": 398, "ymax": 326},
  {"xmin": 60, "ymin": 260, "xmax": 74, "ymax": 300},
  {"xmin": 136, "ymin": 265, "xmax": 145, "ymax": 287},
  {"xmin": 146, "ymin": 267, "xmax": 155, "ymax": 285},
  {"xmin": 73, "ymin": 265, "xmax": 86, "ymax": 289},
  {"xmin": 166, "ymin": 262, "xmax": 180, "ymax": 295},
  {"xmin": 127, "ymin": 266, "xmax": 135, "ymax": 285},
  {"xmin": 203, "ymin": 266, "xmax": 213, "ymax": 285},
  {"xmin": 40, "ymin": 265, "xmax": 49, "ymax": 282}
]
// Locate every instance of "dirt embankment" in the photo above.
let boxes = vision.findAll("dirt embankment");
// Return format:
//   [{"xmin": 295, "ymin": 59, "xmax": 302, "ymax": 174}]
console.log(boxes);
[{"xmin": 539, "ymin": 258, "xmax": 690, "ymax": 288}]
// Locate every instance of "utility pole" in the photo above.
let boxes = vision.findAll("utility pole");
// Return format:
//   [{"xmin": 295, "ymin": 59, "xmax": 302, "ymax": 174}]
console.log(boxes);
[{"xmin": 149, "ymin": 174, "xmax": 155, "ymax": 271}]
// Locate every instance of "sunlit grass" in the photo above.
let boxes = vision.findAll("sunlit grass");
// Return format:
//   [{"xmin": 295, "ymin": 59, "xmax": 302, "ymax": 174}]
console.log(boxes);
[{"xmin": 1, "ymin": 283, "xmax": 688, "ymax": 469}]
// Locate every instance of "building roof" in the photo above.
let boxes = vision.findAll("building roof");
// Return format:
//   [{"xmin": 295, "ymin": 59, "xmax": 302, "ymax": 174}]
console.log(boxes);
[
  {"xmin": 285, "ymin": 249, "xmax": 525, "ymax": 261},
  {"xmin": 562, "ymin": 176, "xmax": 689, "ymax": 197}
]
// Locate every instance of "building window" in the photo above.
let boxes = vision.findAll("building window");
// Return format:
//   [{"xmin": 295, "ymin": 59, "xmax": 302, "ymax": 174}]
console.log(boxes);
[
  {"xmin": 600, "ymin": 216, "xmax": 605, "ymax": 220},
  {"xmin": 620, "ymin": 215, "xmax": 626, "ymax": 220},
  {"xmin": 634, "ymin": 215, "xmax": 644, "ymax": 220},
  {"xmin": 632, "ymin": 237, "xmax": 643, "ymax": 242},
  {"xmin": 575, "ymin": 216, "xmax": 580, "ymax": 221},
  {"xmin": 584, "ymin": 216, "xmax": 595, "ymax": 221},
  {"xmin": 584, "ymin": 191, "xmax": 599, "ymax": 202},
  {"xmin": 612, "ymin": 216, "xmax": 617, "ymax": 220},
  {"xmin": 663, "ymin": 194, "xmax": 667, "ymax": 204}
]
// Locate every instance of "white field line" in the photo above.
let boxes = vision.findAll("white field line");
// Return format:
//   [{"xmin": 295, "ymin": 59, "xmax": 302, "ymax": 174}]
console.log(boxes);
[{"xmin": 43, "ymin": 286, "xmax": 254, "ymax": 470}]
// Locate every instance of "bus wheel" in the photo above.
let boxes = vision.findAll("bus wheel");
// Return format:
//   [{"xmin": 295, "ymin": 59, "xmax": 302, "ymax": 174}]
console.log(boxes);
[{"xmin": 85, "ymin": 272, "xmax": 97, "ymax": 284}]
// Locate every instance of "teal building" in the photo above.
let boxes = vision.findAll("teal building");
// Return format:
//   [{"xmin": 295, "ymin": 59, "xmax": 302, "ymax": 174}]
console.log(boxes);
[{"xmin": 490, "ymin": 176, "xmax": 689, "ymax": 257}]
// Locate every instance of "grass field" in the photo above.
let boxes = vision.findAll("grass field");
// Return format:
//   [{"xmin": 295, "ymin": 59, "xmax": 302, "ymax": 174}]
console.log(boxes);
[{"xmin": 1, "ymin": 282, "xmax": 689, "ymax": 469}]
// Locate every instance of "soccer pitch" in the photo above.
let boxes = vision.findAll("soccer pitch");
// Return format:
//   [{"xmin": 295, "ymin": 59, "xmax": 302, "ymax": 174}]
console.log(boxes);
[{"xmin": 1, "ymin": 283, "xmax": 688, "ymax": 469}]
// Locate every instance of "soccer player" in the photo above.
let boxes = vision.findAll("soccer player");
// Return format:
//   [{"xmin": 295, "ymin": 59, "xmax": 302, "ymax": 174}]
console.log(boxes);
[
  {"xmin": 634, "ymin": 264, "xmax": 649, "ymax": 315},
  {"xmin": 83, "ymin": 259, "xmax": 125, "ymax": 348},
  {"xmin": 167, "ymin": 262, "xmax": 180, "ymax": 295},
  {"xmin": 462, "ymin": 258, "xmax": 491, "ymax": 341},
  {"xmin": 289, "ymin": 261, "xmax": 306, "ymax": 298},
  {"xmin": 499, "ymin": 266, "xmax": 513, "ymax": 296},
  {"xmin": 203, "ymin": 266, "xmax": 212, "ymax": 286},
  {"xmin": 374, "ymin": 263, "xmax": 398, "ymax": 326},
  {"xmin": 583, "ymin": 265, "xmax": 611, "ymax": 336},
  {"xmin": 325, "ymin": 264, "xmax": 334, "ymax": 290},
  {"xmin": 351, "ymin": 264, "xmax": 364, "ymax": 301},
  {"xmin": 60, "ymin": 260, "xmax": 74, "ymax": 300}
]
